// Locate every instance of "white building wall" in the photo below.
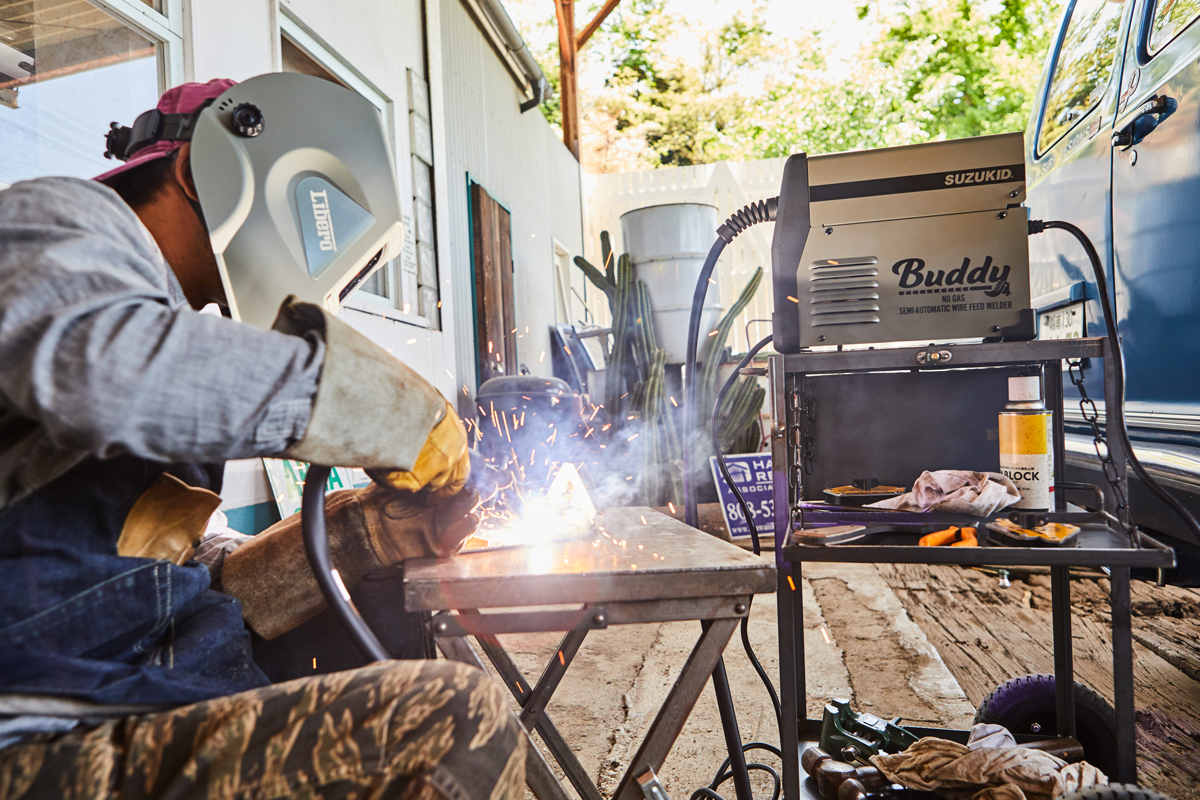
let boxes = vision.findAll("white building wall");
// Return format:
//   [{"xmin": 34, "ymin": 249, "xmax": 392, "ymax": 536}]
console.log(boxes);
[{"xmin": 435, "ymin": 0, "xmax": 583, "ymax": 397}]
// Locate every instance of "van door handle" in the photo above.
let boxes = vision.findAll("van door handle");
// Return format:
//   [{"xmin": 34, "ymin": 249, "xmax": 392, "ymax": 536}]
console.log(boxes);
[{"xmin": 1112, "ymin": 95, "xmax": 1176, "ymax": 150}]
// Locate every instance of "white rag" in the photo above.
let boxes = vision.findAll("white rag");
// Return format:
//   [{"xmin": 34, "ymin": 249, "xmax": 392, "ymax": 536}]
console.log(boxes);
[
  {"xmin": 867, "ymin": 470, "xmax": 1021, "ymax": 516},
  {"xmin": 870, "ymin": 730, "xmax": 1107, "ymax": 800}
]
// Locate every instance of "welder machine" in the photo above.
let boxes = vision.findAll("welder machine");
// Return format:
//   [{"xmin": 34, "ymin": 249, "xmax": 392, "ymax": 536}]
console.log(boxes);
[{"xmin": 740, "ymin": 132, "xmax": 1198, "ymax": 797}]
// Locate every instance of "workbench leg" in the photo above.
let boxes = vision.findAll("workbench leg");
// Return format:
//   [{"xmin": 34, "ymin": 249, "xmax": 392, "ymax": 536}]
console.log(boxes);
[
  {"xmin": 436, "ymin": 635, "xmax": 573, "ymax": 800},
  {"xmin": 473, "ymin": 634, "xmax": 604, "ymax": 800},
  {"xmin": 612, "ymin": 617, "xmax": 742, "ymax": 800},
  {"xmin": 712, "ymin": 656, "xmax": 754, "ymax": 800},
  {"xmin": 1050, "ymin": 565, "xmax": 1076, "ymax": 739},
  {"xmin": 1111, "ymin": 567, "xmax": 1137, "ymax": 784},
  {"xmin": 778, "ymin": 564, "xmax": 804, "ymax": 800}
]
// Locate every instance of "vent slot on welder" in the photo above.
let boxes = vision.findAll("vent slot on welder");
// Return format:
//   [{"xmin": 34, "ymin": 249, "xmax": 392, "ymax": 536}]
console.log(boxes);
[
  {"xmin": 811, "ymin": 256, "xmax": 878, "ymax": 268},
  {"xmin": 807, "ymin": 256, "xmax": 881, "ymax": 325}
]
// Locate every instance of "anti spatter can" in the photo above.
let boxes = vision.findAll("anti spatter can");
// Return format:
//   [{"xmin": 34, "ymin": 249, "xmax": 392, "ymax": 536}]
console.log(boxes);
[{"xmin": 999, "ymin": 375, "xmax": 1054, "ymax": 510}]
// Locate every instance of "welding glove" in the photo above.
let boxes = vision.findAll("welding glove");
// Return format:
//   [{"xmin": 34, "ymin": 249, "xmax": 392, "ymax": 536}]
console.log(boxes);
[
  {"xmin": 221, "ymin": 484, "xmax": 480, "ymax": 639},
  {"xmin": 274, "ymin": 297, "xmax": 470, "ymax": 498}
]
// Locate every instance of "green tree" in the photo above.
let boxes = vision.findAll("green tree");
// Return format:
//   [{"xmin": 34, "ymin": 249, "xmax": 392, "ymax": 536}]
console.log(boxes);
[{"xmin": 513, "ymin": 0, "xmax": 1061, "ymax": 168}]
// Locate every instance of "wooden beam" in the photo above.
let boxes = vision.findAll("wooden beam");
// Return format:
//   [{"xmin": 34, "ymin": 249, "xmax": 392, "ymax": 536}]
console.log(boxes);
[
  {"xmin": 576, "ymin": 0, "xmax": 620, "ymax": 50},
  {"xmin": 555, "ymin": 0, "xmax": 580, "ymax": 160}
]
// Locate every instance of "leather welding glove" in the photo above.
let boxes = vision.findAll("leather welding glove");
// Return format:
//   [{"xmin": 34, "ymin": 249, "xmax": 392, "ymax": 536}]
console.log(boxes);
[
  {"xmin": 221, "ymin": 484, "xmax": 480, "ymax": 640},
  {"xmin": 274, "ymin": 297, "xmax": 470, "ymax": 498}
]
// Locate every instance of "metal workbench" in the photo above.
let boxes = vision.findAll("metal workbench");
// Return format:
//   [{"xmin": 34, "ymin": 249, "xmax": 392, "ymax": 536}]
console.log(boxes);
[
  {"xmin": 767, "ymin": 337, "xmax": 1176, "ymax": 798},
  {"xmin": 403, "ymin": 506, "xmax": 777, "ymax": 800}
]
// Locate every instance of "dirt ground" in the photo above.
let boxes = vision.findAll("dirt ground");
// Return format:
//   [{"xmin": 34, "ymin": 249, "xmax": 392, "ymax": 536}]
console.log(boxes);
[{"xmin": 473, "ymin": 554, "xmax": 1199, "ymax": 800}]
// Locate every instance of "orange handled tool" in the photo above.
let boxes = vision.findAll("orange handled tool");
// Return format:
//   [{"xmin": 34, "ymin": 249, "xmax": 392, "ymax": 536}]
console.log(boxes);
[{"xmin": 919, "ymin": 526, "xmax": 977, "ymax": 547}]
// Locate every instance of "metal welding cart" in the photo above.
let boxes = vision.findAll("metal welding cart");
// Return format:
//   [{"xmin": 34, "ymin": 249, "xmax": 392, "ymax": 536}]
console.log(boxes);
[{"xmin": 767, "ymin": 337, "xmax": 1176, "ymax": 799}]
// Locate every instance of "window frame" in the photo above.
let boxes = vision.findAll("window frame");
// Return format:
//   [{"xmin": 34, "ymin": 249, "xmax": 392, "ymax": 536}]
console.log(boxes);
[
  {"xmin": 278, "ymin": 10, "xmax": 431, "ymax": 328},
  {"xmin": 1140, "ymin": 0, "xmax": 1200, "ymax": 60},
  {"xmin": 1034, "ymin": 0, "xmax": 1126, "ymax": 158},
  {"xmin": 99, "ymin": 0, "xmax": 184, "ymax": 88},
  {"xmin": 0, "ymin": 0, "xmax": 181, "ymax": 189}
]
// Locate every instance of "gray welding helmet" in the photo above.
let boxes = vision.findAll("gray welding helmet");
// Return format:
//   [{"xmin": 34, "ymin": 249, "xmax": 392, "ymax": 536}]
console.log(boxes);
[{"xmin": 189, "ymin": 72, "xmax": 404, "ymax": 328}]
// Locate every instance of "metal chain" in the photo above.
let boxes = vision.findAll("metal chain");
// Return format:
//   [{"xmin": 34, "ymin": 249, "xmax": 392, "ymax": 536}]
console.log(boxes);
[
  {"xmin": 801, "ymin": 392, "xmax": 816, "ymax": 476},
  {"xmin": 1068, "ymin": 358, "xmax": 1132, "ymax": 530}
]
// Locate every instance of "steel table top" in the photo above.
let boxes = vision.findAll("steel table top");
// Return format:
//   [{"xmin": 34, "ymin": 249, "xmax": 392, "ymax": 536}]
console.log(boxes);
[{"xmin": 404, "ymin": 506, "xmax": 776, "ymax": 612}]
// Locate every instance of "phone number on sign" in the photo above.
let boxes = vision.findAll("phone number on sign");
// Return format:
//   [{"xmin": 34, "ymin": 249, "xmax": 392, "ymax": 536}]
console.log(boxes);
[{"xmin": 725, "ymin": 500, "xmax": 772, "ymax": 521}]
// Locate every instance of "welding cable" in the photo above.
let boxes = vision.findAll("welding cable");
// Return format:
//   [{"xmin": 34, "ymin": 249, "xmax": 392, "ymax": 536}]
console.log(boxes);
[
  {"xmin": 710, "ymin": 338, "xmax": 785, "ymax": 731},
  {"xmin": 711, "ymin": 334, "xmax": 775, "ymax": 555},
  {"xmin": 301, "ymin": 464, "xmax": 391, "ymax": 662},
  {"xmin": 691, "ymin": 743, "xmax": 784, "ymax": 800},
  {"xmin": 683, "ymin": 198, "xmax": 779, "ymax": 528},
  {"xmin": 1030, "ymin": 219, "xmax": 1200, "ymax": 546}
]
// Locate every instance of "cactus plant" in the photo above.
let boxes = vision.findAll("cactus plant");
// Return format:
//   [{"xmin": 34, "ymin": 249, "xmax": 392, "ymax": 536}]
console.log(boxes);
[{"xmin": 572, "ymin": 237, "xmax": 764, "ymax": 506}]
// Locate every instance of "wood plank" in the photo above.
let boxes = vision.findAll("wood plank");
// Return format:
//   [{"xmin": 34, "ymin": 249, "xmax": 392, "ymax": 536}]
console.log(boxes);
[
  {"xmin": 497, "ymin": 203, "xmax": 517, "ymax": 372},
  {"xmin": 576, "ymin": 0, "xmax": 620, "ymax": 50},
  {"xmin": 555, "ymin": 0, "xmax": 579, "ymax": 159},
  {"xmin": 471, "ymin": 183, "xmax": 506, "ymax": 382},
  {"xmin": 878, "ymin": 564, "xmax": 1200, "ymax": 799}
]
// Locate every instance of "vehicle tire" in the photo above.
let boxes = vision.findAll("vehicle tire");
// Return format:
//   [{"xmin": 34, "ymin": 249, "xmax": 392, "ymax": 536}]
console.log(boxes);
[
  {"xmin": 1063, "ymin": 785, "xmax": 1175, "ymax": 800},
  {"xmin": 973, "ymin": 674, "xmax": 1118, "ymax": 773}
]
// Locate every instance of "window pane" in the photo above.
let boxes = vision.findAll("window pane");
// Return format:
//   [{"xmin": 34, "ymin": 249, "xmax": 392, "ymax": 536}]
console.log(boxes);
[
  {"xmin": 1038, "ymin": 0, "xmax": 1125, "ymax": 154},
  {"xmin": 281, "ymin": 36, "xmax": 348, "ymax": 88},
  {"xmin": 1149, "ymin": 0, "xmax": 1200, "ymax": 52},
  {"xmin": 0, "ymin": 0, "xmax": 158, "ymax": 185}
]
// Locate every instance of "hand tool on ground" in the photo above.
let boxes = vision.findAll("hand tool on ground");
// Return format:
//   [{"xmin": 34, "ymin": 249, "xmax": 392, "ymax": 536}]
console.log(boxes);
[
  {"xmin": 1023, "ymin": 737, "xmax": 1086, "ymax": 762},
  {"xmin": 918, "ymin": 525, "xmax": 977, "ymax": 547},
  {"xmin": 819, "ymin": 699, "xmax": 919, "ymax": 763},
  {"xmin": 802, "ymin": 747, "xmax": 891, "ymax": 798},
  {"xmin": 838, "ymin": 778, "xmax": 898, "ymax": 800}
]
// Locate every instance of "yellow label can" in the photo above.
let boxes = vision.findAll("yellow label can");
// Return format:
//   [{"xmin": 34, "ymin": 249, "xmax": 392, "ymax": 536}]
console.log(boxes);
[{"xmin": 999, "ymin": 411, "xmax": 1054, "ymax": 510}]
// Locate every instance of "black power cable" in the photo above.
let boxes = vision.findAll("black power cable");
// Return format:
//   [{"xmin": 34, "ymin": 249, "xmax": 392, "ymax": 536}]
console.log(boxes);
[
  {"xmin": 1029, "ymin": 219, "xmax": 1200, "ymax": 545},
  {"xmin": 301, "ymin": 464, "xmax": 389, "ymax": 662},
  {"xmin": 680, "ymin": 200, "xmax": 778, "ymax": 800},
  {"xmin": 684, "ymin": 198, "xmax": 779, "ymax": 528},
  {"xmin": 710, "ymin": 334, "xmax": 785, "ymax": 730}
]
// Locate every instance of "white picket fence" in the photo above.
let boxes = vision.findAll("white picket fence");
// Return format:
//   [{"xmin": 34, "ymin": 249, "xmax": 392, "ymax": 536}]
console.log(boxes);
[{"xmin": 581, "ymin": 158, "xmax": 787, "ymax": 355}]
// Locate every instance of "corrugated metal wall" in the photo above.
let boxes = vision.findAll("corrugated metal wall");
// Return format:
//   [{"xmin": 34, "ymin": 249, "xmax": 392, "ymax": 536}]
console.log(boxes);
[{"xmin": 437, "ymin": 0, "xmax": 583, "ymax": 402}]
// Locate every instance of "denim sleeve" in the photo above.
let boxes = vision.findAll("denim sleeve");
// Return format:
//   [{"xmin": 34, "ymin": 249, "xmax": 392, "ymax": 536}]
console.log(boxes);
[{"xmin": 0, "ymin": 177, "xmax": 323, "ymax": 463}]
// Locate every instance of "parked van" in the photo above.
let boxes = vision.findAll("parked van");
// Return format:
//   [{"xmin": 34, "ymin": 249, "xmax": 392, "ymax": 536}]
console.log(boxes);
[{"xmin": 1027, "ymin": 0, "xmax": 1200, "ymax": 554}]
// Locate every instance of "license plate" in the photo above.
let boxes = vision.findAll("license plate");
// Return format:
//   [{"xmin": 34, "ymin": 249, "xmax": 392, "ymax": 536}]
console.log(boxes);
[{"xmin": 1039, "ymin": 302, "xmax": 1085, "ymax": 340}]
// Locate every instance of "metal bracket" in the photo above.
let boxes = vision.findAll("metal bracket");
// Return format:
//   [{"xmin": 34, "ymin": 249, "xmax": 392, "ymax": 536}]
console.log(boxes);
[
  {"xmin": 915, "ymin": 348, "xmax": 953, "ymax": 364},
  {"xmin": 636, "ymin": 767, "xmax": 671, "ymax": 800},
  {"xmin": 429, "ymin": 607, "xmax": 609, "ymax": 637}
]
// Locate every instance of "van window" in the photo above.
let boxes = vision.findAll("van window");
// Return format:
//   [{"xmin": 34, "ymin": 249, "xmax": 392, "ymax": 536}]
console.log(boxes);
[
  {"xmin": 1148, "ymin": 0, "xmax": 1200, "ymax": 53},
  {"xmin": 1038, "ymin": 0, "xmax": 1125, "ymax": 154}
]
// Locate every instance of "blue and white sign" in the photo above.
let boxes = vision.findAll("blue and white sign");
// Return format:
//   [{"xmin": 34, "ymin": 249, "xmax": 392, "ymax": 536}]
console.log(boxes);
[{"xmin": 709, "ymin": 454, "xmax": 773, "ymax": 539}]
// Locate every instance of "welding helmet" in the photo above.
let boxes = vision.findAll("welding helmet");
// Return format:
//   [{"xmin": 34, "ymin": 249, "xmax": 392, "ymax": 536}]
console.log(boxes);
[{"xmin": 100, "ymin": 73, "xmax": 404, "ymax": 329}]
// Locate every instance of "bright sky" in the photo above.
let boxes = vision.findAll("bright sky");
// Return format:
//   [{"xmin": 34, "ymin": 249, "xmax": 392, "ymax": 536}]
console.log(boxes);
[{"xmin": 506, "ymin": 0, "xmax": 876, "ymax": 77}]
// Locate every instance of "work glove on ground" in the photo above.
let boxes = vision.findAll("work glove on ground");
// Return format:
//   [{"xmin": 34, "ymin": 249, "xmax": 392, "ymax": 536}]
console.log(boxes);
[
  {"xmin": 221, "ymin": 484, "xmax": 480, "ymax": 639},
  {"xmin": 274, "ymin": 297, "xmax": 470, "ymax": 497}
]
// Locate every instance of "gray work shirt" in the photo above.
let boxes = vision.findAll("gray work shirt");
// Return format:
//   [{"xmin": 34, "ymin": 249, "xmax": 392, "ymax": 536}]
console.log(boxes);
[{"xmin": 0, "ymin": 176, "xmax": 324, "ymax": 509}]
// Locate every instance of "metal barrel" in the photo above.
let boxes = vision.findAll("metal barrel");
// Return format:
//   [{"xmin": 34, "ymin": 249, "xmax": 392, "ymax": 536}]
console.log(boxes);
[{"xmin": 620, "ymin": 203, "xmax": 723, "ymax": 364}]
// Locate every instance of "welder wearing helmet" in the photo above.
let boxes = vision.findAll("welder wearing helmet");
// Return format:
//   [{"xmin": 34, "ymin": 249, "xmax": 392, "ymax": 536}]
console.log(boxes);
[{"xmin": 0, "ymin": 77, "xmax": 526, "ymax": 798}]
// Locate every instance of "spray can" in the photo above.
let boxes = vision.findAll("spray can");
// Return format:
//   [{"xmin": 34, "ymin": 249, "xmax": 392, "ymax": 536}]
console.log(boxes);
[{"xmin": 999, "ymin": 375, "xmax": 1054, "ymax": 510}]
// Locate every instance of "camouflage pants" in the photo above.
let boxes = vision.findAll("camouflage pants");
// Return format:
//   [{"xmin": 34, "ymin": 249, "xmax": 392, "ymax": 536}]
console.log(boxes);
[{"xmin": 0, "ymin": 660, "xmax": 527, "ymax": 800}]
